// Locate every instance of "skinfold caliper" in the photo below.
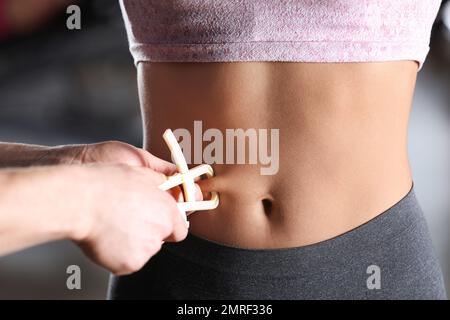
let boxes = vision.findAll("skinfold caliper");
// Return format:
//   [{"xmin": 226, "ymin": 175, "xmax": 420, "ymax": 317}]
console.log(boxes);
[{"xmin": 158, "ymin": 129, "xmax": 219, "ymax": 218}]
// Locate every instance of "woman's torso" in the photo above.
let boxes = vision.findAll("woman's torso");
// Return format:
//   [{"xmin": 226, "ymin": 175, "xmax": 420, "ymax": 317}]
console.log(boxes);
[{"xmin": 140, "ymin": 61, "xmax": 417, "ymax": 248}]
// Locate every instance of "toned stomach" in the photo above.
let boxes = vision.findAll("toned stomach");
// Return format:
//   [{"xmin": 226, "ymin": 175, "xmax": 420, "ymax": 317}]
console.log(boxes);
[{"xmin": 139, "ymin": 61, "xmax": 417, "ymax": 249}]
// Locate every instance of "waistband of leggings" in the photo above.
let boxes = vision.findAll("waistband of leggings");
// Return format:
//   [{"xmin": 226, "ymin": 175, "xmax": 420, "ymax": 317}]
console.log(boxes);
[{"xmin": 163, "ymin": 183, "xmax": 422, "ymax": 276}]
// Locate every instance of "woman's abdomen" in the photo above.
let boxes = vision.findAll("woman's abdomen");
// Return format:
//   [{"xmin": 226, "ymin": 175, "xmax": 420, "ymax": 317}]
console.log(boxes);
[{"xmin": 139, "ymin": 61, "xmax": 417, "ymax": 248}]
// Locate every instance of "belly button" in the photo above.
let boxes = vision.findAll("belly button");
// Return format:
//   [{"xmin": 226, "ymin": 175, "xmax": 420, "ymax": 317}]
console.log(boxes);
[{"xmin": 261, "ymin": 198, "xmax": 274, "ymax": 216}]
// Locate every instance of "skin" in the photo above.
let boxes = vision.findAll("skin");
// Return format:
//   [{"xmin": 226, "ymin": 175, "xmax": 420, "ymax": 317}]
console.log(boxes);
[
  {"xmin": 140, "ymin": 61, "xmax": 417, "ymax": 248},
  {"xmin": 0, "ymin": 141, "xmax": 195, "ymax": 275}
]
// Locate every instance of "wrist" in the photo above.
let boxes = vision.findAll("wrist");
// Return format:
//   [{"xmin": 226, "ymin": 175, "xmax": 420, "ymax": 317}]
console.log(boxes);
[
  {"xmin": 0, "ymin": 167, "xmax": 81, "ymax": 245},
  {"xmin": 17, "ymin": 165, "xmax": 93, "ymax": 242},
  {"xmin": 0, "ymin": 143, "xmax": 87, "ymax": 167},
  {"xmin": 53, "ymin": 165, "xmax": 94, "ymax": 242},
  {"xmin": 0, "ymin": 166, "xmax": 95, "ymax": 255},
  {"xmin": 40, "ymin": 145, "xmax": 88, "ymax": 166}
]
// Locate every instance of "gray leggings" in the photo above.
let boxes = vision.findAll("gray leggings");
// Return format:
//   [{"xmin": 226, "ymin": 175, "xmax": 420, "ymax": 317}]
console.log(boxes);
[{"xmin": 108, "ymin": 185, "xmax": 447, "ymax": 299}]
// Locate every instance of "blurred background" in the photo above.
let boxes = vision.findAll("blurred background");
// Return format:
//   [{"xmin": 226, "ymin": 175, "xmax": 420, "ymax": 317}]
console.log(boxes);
[{"xmin": 0, "ymin": 0, "xmax": 448, "ymax": 299}]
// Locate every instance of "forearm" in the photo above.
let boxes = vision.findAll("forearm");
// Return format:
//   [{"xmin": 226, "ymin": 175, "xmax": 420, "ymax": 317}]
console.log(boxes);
[
  {"xmin": 0, "ymin": 166, "xmax": 87, "ymax": 256},
  {"xmin": 0, "ymin": 142, "xmax": 86, "ymax": 168}
]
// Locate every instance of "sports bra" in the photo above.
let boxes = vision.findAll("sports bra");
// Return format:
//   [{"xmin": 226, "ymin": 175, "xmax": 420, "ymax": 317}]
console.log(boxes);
[{"xmin": 119, "ymin": 0, "xmax": 442, "ymax": 71}]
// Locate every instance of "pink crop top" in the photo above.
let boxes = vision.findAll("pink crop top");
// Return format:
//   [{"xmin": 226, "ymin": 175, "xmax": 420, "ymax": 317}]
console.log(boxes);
[{"xmin": 119, "ymin": 0, "xmax": 442, "ymax": 71}]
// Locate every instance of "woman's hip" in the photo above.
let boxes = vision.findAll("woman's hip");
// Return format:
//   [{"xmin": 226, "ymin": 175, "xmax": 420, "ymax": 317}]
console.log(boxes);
[{"xmin": 108, "ymin": 185, "xmax": 447, "ymax": 299}]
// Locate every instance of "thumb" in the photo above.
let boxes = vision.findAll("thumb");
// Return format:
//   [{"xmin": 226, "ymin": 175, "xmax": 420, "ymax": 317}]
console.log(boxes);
[{"xmin": 139, "ymin": 149, "xmax": 177, "ymax": 176}]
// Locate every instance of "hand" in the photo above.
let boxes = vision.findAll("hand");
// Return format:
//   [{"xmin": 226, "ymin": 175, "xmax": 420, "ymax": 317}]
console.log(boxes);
[
  {"xmin": 76, "ymin": 141, "xmax": 177, "ymax": 175},
  {"xmin": 0, "ymin": 141, "xmax": 202, "ymax": 275},
  {"xmin": 77, "ymin": 141, "xmax": 203, "ymax": 202},
  {"xmin": 71, "ymin": 164, "xmax": 189, "ymax": 275},
  {"xmin": 0, "ymin": 140, "xmax": 174, "ymax": 171}
]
